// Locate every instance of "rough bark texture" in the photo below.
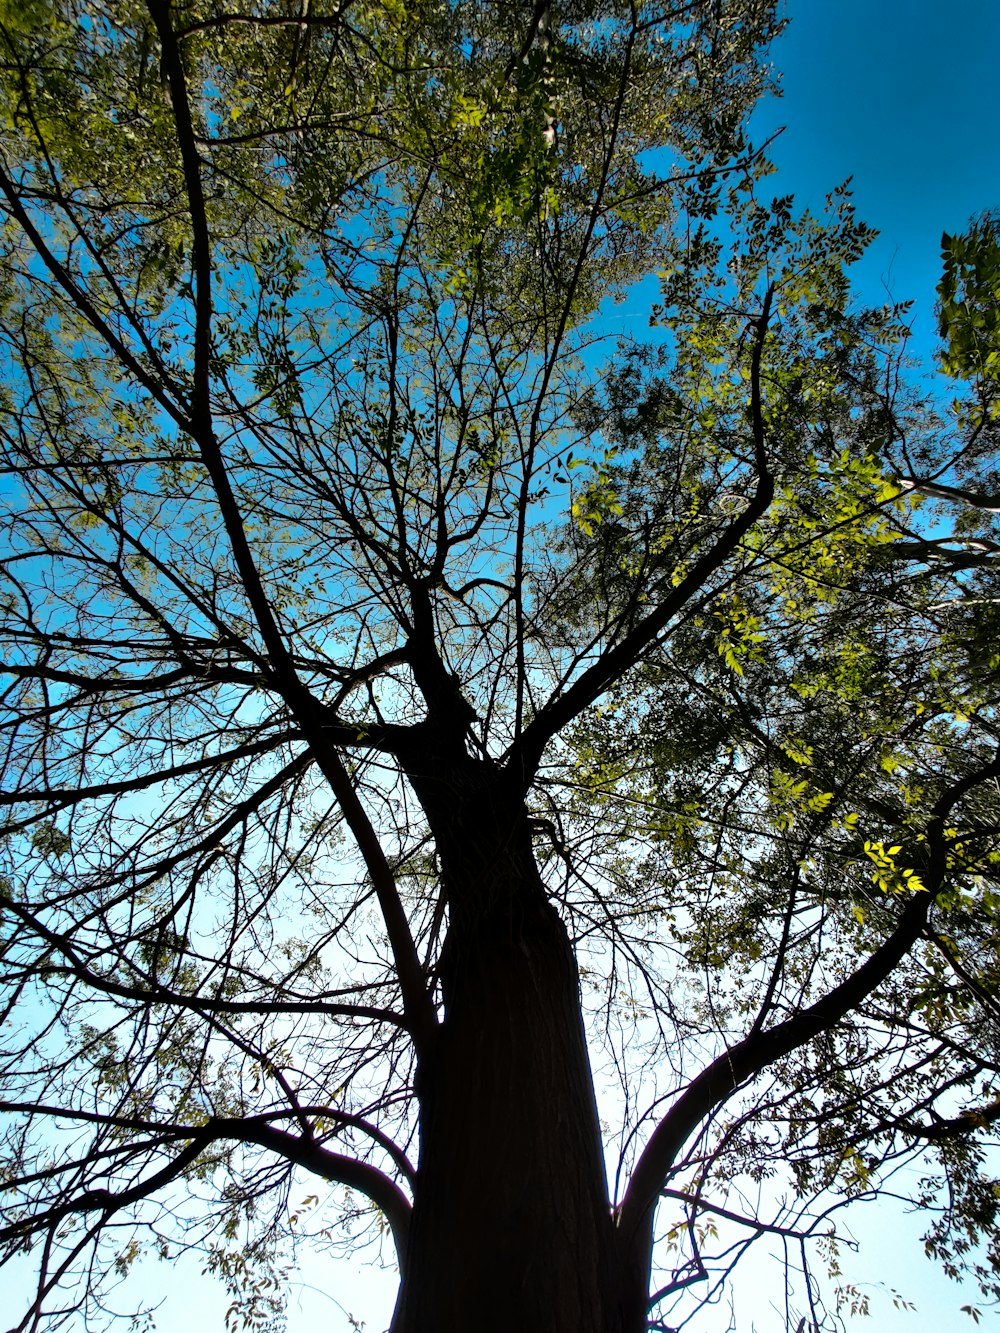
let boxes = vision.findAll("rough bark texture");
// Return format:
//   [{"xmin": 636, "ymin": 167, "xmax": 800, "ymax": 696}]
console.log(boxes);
[{"xmin": 391, "ymin": 733, "xmax": 624, "ymax": 1333}]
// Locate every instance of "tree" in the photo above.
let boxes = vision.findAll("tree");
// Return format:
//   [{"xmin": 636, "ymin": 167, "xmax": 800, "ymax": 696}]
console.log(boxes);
[{"xmin": 0, "ymin": 2, "xmax": 998, "ymax": 1331}]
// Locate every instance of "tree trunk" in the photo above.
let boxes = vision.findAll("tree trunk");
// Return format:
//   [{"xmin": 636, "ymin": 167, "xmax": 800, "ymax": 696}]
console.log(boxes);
[{"xmin": 391, "ymin": 738, "xmax": 627, "ymax": 1333}]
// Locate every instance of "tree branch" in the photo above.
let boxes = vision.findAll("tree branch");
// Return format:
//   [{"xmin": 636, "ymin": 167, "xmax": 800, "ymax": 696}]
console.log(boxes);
[
  {"xmin": 0, "ymin": 1116, "xmax": 412, "ymax": 1272},
  {"xmin": 0, "ymin": 731, "xmax": 295, "ymax": 809},
  {"xmin": 897, "ymin": 477, "xmax": 1000, "ymax": 514},
  {"xmin": 144, "ymin": 1, "xmax": 434, "ymax": 1049},
  {"xmin": 616, "ymin": 750, "xmax": 1000, "ymax": 1287},
  {"xmin": 508, "ymin": 286, "xmax": 775, "ymax": 783},
  {"xmin": 894, "ymin": 1100, "xmax": 1000, "ymax": 1142}
]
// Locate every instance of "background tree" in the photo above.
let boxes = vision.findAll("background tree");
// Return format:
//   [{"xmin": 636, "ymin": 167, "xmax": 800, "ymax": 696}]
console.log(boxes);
[{"xmin": 0, "ymin": 2, "xmax": 998, "ymax": 1331}]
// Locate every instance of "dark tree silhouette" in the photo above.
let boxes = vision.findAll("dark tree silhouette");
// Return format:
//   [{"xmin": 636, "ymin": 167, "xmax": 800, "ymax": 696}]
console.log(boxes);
[{"xmin": 1, "ymin": 3, "xmax": 999, "ymax": 1331}]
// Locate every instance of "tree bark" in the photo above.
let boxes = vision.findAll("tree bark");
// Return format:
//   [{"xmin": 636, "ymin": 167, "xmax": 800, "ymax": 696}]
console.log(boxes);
[{"xmin": 391, "ymin": 737, "xmax": 623, "ymax": 1333}]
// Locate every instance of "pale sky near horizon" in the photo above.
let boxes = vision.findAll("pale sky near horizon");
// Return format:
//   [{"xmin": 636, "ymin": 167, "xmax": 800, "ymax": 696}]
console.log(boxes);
[{"xmin": 8, "ymin": 4, "xmax": 1000, "ymax": 1331}]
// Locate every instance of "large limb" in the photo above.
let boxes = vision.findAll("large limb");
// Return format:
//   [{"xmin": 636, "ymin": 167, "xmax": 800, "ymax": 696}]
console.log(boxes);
[
  {"xmin": 614, "ymin": 751, "xmax": 1000, "ymax": 1325},
  {"xmin": 511, "ymin": 9, "xmax": 638, "ymax": 738},
  {"xmin": 507, "ymin": 287, "xmax": 776, "ymax": 786},
  {"xmin": 146, "ymin": 1, "xmax": 435, "ymax": 1047},
  {"xmin": 0, "ymin": 732, "xmax": 294, "ymax": 815},
  {"xmin": 0, "ymin": 1113, "xmax": 412, "ymax": 1277},
  {"xmin": 897, "ymin": 477, "xmax": 1000, "ymax": 514}
]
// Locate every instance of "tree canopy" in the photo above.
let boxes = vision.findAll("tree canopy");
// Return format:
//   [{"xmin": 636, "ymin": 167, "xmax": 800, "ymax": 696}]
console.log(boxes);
[{"xmin": 1, "ymin": 2, "xmax": 999, "ymax": 1331}]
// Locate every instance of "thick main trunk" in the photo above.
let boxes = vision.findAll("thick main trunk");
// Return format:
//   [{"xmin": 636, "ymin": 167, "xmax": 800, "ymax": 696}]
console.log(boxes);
[
  {"xmin": 396, "ymin": 890, "xmax": 619, "ymax": 1331},
  {"xmin": 391, "ymin": 741, "xmax": 630, "ymax": 1333}
]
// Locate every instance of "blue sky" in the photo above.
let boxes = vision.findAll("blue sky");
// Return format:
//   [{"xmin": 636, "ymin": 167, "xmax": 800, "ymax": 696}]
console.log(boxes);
[{"xmin": 754, "ymin": 0, "xmax": 1000, "ymax": 363}]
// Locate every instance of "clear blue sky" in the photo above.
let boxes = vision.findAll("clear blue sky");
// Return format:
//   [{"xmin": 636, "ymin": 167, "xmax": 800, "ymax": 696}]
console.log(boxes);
[{"xmin": 754, "ymin": 0, "xmax": 1000, "ymax": 363}]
